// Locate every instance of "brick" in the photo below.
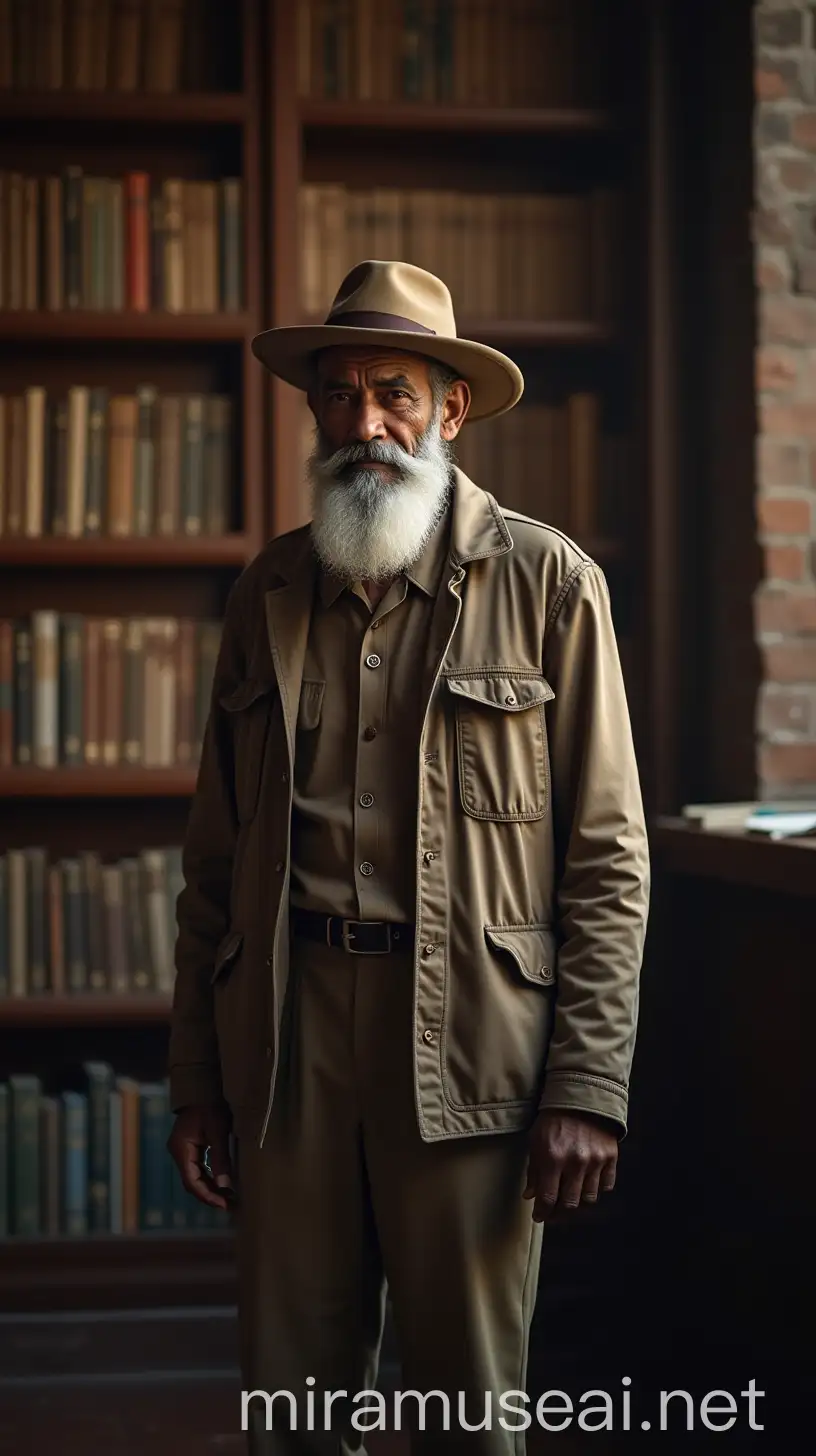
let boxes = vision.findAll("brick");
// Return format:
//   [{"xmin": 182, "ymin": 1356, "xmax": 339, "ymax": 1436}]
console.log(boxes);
[
  {"xmin": 755, "ymin": 588, "xmax": 816, "ymax": 631},
  {"xmin": 794, "ymin": 249, "xmax": 816, "ymax": 293},
  {"xmin": 761, "ymin": 293, "xmax": 816, "ymax": 342},
  {"xmin": 753, "ymin": 206, "xmax": 794, "ymax": 245},
  {"xmin": 757, "ymin": 254, "xmax": 791, "ymax": 290},
  {"xmin": 756, "ymin": 63, "xmax": 798, "ymax": 99},
  {"xmin": 756, "ymin": 343, "xmax": 800, "ymax": 389},
  {"xmin": 758, "ymin": 494, "xmax": 812, "ymax": 532},
  {"xmin": 764, "ymin": 543, "xmax": 808, "ymax": 580},
  {"xmin": 756, "ymin": 9, "xmax": 804, "ymax": 46},
  {"xmin": 762, "ymin": 639, "xmax": 816, "ymax": 678},
  {"xmin": 759, "ymin": 742, "xmax": 816, "ymax": 784},
  {"xmin": 758, "ymin": 685, "xmax": 814, "ymax": 735},
  {"xmin": 760, "ymin": 399, "xmax": 816, "ymax": 435},
  {"xmin": 791, "ymin": 108, "xmax": 816, "ymax": 147},
  {"xmin": 778, "ymin": 156, "xmax": 816, "ymax": 194},
  {"xmin": 757, "ymin": 437, "xmax": 807, "ymax": 486},
  {"xmin": 757, "ymin": 105, "xmax": 792, "ymax": 144}
]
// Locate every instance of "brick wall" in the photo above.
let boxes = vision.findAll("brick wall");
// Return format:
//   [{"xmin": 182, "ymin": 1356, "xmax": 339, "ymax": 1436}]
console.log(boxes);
[{"xmin": 754, "ymin": 2, "xmax": 816, "ymax": 796}]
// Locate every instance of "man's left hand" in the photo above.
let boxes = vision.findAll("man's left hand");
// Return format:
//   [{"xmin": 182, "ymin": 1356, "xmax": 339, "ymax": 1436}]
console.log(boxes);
[{"xmin": 524, "ymin": 1110, "xmax": 618, "ymax": 1223}]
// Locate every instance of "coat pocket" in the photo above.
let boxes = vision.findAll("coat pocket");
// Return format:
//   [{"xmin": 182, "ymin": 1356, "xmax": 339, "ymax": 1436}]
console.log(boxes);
[
  {"xmin": 442, "ymin": 923, "xmax": 558, "ymax": 1110},
  {"xmin": 446, "ymin": 670, "xmax": 554, "ymax": 821},
  {"xmin": 218, "ymin": 676, "xmax": 277, "ymax": 823}
]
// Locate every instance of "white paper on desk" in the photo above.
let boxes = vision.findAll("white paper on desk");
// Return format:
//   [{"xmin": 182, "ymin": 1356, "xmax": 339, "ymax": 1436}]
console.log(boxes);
[{"xmin": 745, "ymin": 812, "xmax": 816, "ymax": 839}]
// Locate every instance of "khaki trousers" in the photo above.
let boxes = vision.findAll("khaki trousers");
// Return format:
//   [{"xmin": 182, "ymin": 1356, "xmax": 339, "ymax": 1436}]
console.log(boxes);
[{"xmin": 235, "ymin": 935, "xmax": 543, "ymax": 1455}]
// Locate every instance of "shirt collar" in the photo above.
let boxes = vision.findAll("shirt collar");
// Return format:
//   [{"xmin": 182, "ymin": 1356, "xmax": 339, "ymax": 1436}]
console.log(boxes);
[{"xmin": 317, "ymin": 499, "xmax": 452, "ymax": 608}]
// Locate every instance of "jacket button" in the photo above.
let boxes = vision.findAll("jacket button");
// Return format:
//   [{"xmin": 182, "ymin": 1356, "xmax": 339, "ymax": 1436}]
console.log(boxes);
[
  {"xmin": 423, "ymin": 850, "xmax": 435, "ymax": 863},
  {"xmin": 423, "ymin": 943, "xmax": 436, "ymax": 956},
  {"xmin": 360, "ymin": 861, "xmax": 374, "ymax": 876},
  {"xmin": 359, "ymin": 792, "xmax": 374, "ymax": 808},
  {"xmin": 505, "ymin": 694, "xmax": 516, "ymax": 705},
  {"xmin": 365, "ymin": 654, "xmax": 381, "ymax": 669},
  {"xmin": 363, "ymin": 726, "xmax": 377, "ymax": 741},
  {"xmin": 422, "ymin": 1029, "xmax": 435, "ymax": 1044}
]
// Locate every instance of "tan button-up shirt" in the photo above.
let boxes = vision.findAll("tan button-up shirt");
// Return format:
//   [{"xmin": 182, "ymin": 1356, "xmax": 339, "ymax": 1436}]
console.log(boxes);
[{"xmin": 289, "ymin": 504, "xmax": 452, "ymax": 923}]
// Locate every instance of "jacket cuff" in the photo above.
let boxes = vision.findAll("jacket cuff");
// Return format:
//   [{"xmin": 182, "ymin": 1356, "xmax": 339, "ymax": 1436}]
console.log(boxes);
[
  {"xmin": 538, "ymin": 1070, "xmax": 628, "ymax": 1139},
  {"xmin": 169, "ymin": 1064, "xmax": 226, "ymax": 1114}
]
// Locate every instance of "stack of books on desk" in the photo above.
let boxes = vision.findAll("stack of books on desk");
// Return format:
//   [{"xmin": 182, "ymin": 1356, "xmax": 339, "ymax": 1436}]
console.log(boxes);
[{"xmin": 681, "ymin": 802, "xmax": 816, "ymax": 840}]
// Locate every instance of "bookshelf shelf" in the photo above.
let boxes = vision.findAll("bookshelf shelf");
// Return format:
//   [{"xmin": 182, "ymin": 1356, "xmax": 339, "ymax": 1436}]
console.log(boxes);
[
  {"xmin": 0, "ymin": 312, "xmax": 252, "ymax": 342},
  {"xmin": 0, "ymin": 995, "xmax": 172, "ymax": 1027},
  {"xmin": 0, "ymin": 536, "xmax": 252, "ymax": 567},
  {"xmin": 300, "ymin": 103, "xmax": 620, "ymax": 136},
  {"xmin": 0, "ymin": 768, "xmax": 198, "ymax": 798},
  {"xmin": 0, "ymin": 1231, "xmax": 235, "ymax": 1313},
  {"xmin": 0, "ymin": 307, "xmax": 252, "ymax": 340},
  {"xmin": 0, "ymin": 92, "xmax": 248, "ymax": 125}
]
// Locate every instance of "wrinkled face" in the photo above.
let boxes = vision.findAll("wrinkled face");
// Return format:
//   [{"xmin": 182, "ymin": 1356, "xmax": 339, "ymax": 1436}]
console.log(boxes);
[{"xmin": 305, "ymin": 347, "xmax": 470, "ymax": 584}]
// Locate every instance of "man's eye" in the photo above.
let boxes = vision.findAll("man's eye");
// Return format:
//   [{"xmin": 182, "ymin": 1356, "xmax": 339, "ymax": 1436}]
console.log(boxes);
[{"xmin": 388, "ymin": 390, "xmax": 409, "ymax": 401}]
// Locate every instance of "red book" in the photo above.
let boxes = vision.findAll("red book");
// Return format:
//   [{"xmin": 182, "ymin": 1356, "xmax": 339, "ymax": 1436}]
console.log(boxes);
[{"xmin": 125, "ymin": 172, "xmax": 150, "ymax": 311}]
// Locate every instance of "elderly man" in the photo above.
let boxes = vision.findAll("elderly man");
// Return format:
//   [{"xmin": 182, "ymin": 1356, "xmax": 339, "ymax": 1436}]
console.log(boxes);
[{"xmin": 167, "ymin": 261, "xmax": 650, "ymax": 1454}]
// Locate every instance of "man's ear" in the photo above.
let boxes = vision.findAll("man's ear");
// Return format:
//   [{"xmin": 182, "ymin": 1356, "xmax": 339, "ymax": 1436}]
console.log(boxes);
[{"xmin": 440, "ymin": 380, "xmax": 471, "ymax": 441}]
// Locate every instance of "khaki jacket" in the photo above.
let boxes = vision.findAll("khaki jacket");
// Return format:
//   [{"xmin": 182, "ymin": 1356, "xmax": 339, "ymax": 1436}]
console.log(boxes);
[{"xmin": 168, "ymin": 470, "xmax": 650, "ymax": 1146}]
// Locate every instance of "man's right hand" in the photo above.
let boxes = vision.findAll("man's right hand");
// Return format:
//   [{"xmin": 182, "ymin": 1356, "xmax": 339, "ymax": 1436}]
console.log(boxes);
[{"xmin": 167, "ymin": 1104, "xmax": 236, "ymax": 1210}]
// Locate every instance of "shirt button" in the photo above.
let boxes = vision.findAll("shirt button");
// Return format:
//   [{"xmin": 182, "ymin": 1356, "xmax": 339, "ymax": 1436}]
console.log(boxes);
[
  {"xmin": 359, "ymin": 792, "xmax": 374, "ymax": 808},
  {"xmin": 365, "ymin": 653, "xmax": 381, "ymax": 669},
  {"xmin": 423, "ymin": 850, "xmax": 435, "ymax": 863},
  {"xmin": 370, "ymin": 620, "xmax": 381, "ymax": 630},
  {"xmin": 423, "ymin": 943, "xmax": 436, "ymax": 956},
  {"xmin": 505, "ymin": 695, "xmax": 516, "ymax": 705},
  {"xmin": 363, "ymin": 726, "xmax": 377, "ymax": 741},
  {"xmin": 360, "ymin": 861, "xmax": 374, "ymax": 876},
  {"xmin": 422, "ymin": 1029, "xmax": 435, "ymax": 1044}
]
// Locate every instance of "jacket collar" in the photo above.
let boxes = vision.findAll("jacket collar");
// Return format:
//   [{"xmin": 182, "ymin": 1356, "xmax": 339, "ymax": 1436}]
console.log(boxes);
[{"xmin": 265, "ymin": 468, "xmax": 513, "ymax": 593}]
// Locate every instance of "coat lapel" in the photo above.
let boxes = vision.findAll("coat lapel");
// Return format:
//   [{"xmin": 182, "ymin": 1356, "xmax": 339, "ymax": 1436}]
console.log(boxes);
[{"xmin": 263, "ymin": 533, "xmax": 317, "ymax": 764}]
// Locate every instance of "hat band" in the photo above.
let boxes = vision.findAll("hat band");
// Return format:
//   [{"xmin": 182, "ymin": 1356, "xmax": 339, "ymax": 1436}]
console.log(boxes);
[{"xmin": 324, "ymin": 309, "xmax": 437, "ymax": 335}]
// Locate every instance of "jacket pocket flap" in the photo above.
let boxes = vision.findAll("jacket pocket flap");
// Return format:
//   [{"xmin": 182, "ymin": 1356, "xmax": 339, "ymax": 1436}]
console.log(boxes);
[
  {"xmin": 446, "ymin": 673, "xmax": 554, "ymax": 712},
  {"xmin": 210, "ymin": 929, "xmax": 244, "ymax": 984},
  {"xmin": 218, "ymin": 677, "xmax": 275, "ymax": 713},
  {"xmin": 484, "ymin": 925, "xmax": 557, "ymax": 984}
]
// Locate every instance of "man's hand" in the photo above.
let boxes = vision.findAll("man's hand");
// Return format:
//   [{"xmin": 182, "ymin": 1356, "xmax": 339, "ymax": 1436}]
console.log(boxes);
[
  {"xmin": 524, "ymin": 1110, "xmax": 618, "ymax": 1223},
  {"xmin": 167, "ymin": 1104, "xmax": 236, "ymax": 1211}
]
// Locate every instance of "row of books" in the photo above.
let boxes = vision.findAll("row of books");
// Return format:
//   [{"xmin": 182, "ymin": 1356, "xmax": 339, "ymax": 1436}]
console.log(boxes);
[
  {"xmin": 0, "ymin": 613, "xmax": 221, "ymax": 769},
  {"xmin": 0, "ymin": 387, "xmax": 235, "ymax": 540},
  {"xmin": 455, "ymin": 395, "xmax": 628, "ymax": 542},
  {"xmin": 0, "ymin": 1069, "xmax": 230, "ymax": 1239},
  {"xmin": 297, "ymin": 0, "xmax": 608, "ymax": 108},
  {"xmin": 0, "ymin": 845, "xmax": 182, "ymax": 998},
  {"xmin": 0, "ymin": 0, "xmax": 223, "ymax": 94},
  {"xmin": 299, "ymin": 185, "xmax": 622, "ymax": 322},
  {"xmin": 0, "ymin": 170, "xmax": 243, "ymax": 313}
]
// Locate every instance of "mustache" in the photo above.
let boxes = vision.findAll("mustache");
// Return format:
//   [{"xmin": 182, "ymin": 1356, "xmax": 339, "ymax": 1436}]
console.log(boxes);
[{"xmin": 315, "ymin": 435, "xmax": 418, "ymax": 479}]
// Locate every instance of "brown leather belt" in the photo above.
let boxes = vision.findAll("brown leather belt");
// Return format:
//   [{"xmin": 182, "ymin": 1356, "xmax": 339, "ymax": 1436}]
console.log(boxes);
[{"xmin": 291, "ymin": 908, "xmax": 414, "ymax": 955}]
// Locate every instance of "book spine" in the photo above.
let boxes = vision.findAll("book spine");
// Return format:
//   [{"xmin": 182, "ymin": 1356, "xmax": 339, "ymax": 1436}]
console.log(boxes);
[
  {"xmin": 48, "ymin": 862, "xmax": 65, "ymax": 994},
  {"xmin": 81, "ymin": 850, "xmax": 107, "ymax": 991},
  {"xmin": 122, "ymin": 856, "xmax": 152, "ymax": 989},
  {"xmin": 6, "ymin": 849, "xmax": 27, "ymax": 997},
  {"xmin": 125, "ymin": 172, "xmax": 150, "ymax": 312},
  {"xmin": 118, "ymin": 1078, "xmax": 140, "ymax": 1233},
  {"xmin": 66, "ymin": 385, "xmax": 89, "ymax": 538},
  {"xmin": 103, "ymin": 863, "xmax": 130, "ymax": 995},
  {"xmin": 84, "ymin": 387, "xmax": 108, "ymax": 535},
  {"xmin": 122, "ymin": 616, "xmax": 145, "ymax": 764},
  {"xmin": 44, "ymin": 175, "xmax": 64, "ymax": 310},
  {"xmin": 108, "ymin": 1087, "xmax": 123, "ymax": 1234},
  {"xmin": 175, "ymin": 617, "xmax": 196, "ymax": 767},
  {"xmin": 156, "ymin": 394, "xmax": 181, "ymax": 534},
  {"xmin": 139, "ymin": 1082, "xmax": 169, "ymax": 1230},
  {"xmin": 32, "ymin": 610, "xmax": 59, "ymax": 769},
  {"xmin": 0, "ymin": 1087, "xmax": 8, "ymax": 1238},
  {"xmin": 0, "ymin": 619, "xmax": 13, "ymax": 767},
  {"xmin": 59, "ymin": 613, "xmax": 84, "ymax": 765},
  {"xmin": 63, "ymin": 166, "xmax": 83, "ymax": 310},
  {"xmin": 23, "ymin": 176, "xmax": 40, "ymax": 309},
  {"xmin": 61, "ymin": 1091, "xmax": 88, "ymax": 1236},
  {"xmin": 109, "ymin": 178, "xmax": 125, "ymax": 310},
  {"xmin": 107, "ymin": 394, "xmax": 137, "ymax": 536},
  {"xmin": 62, "ymin": 857, "xmax": 88, "ymax": 992},
  {"xmin": 13, "ymin": 621, "xmax": 33, "ymax": 766},
  {"xmin": 25, "ymin": 846, "xmax": 49, "ymax": 993},
  {"xmin": 202, "ymin": 395, "xmax": 230, "ymax": 535},
  {"xmin": 83, "ymin": 1061, "xmax": 114, "ymax": 1232},
  {"xmin": 220, "ymin": 179, "xmax": 242, "ymax": 311},
  {"xmin": 23, "ymin": 385, "xmax": 45, "ymax": 537},
  {"xmin": 133, "ymin": 384, "xmax": 157, "ymax": 535},
  {"xmin": 101, "ymin": 617, "xmax": 124, "ymax": 766},
  {"xmin": 83, "ymin": 617, "xmax": 102, "ymax": 765},
  {"xmin": 10, "ymin": 1074, "xmax": 41, "ymax": 1236},
  {"xmin": 39, "ymin": 1096, "xmax": 62, "ymax": 1237},
  {"xmin": 51, "ymin": 395, "xmax": 69, "ymax": 535},
  {"xmin": 181, "ymin": 395, "xmax": 204, "ymax": 535},
  {"xmin": 141, "ymin": 848, "xmax": 171, "ymax": 992},
  {"xmin": 162, "ymin": 179, "xmax": 184, "ymax": 312},
  {"xmin": 0, "ymin": 856, "xmax": 8, "ymax": 999},
  {"xmin": 110, "ymin": 0, "xmax": 144, "ymax": 91}
]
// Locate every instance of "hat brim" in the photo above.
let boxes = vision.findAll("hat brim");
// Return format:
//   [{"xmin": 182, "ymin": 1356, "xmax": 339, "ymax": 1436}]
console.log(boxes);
[{"xmin": 250, "ymin": 325, "xmax": 524, "ymax": 423}]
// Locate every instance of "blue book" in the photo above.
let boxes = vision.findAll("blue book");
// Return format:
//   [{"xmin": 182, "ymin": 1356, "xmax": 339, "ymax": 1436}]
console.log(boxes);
[
  {"xmin": 61, "ymin": 1090, "xmax": 88, "ymax": 1236},
  {"xmin": 139, "ymin": 1081, "xmax": 170, "ymax": 1231},
  {"xmin": 9, "ymin": 1075, "xmax": 41, "ymax": 1236},
  {"xmin": 109, "ymin": 1088, "xmax": 123, "ymax": 1235},
  {"xmin": 82, "ymin": 1061, "xmax": 114, "ymax": 1232},
  {"xmin": 0, "ymin": 1084, "xmax": 9, "ymax": 1237}
]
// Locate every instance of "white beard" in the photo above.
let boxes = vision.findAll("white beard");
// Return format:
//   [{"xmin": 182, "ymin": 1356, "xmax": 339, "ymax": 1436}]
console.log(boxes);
[{"xmin": 306, "ymin": 415, "xmax": 452, "ymax": 583}]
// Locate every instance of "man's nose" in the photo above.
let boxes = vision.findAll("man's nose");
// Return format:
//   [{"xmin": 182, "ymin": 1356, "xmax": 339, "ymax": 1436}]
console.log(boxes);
[{"xmin": 349, "ymin": 399, "xmax": 387, "ymax": 442}]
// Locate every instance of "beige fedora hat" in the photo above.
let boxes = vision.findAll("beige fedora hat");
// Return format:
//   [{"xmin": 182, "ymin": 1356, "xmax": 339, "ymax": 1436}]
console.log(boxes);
[{"xmin": 251, "ymin": 259, "xmax": 524, "ymax": 423}]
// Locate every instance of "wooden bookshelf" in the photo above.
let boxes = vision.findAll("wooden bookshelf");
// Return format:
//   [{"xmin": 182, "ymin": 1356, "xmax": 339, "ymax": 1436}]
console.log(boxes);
[
  {"xmin": 0, "ymin": 995, "xmax": 172, "ymax": 1028},
  {"xmin": 300, "ymin": 102, "xmax": 620, "ymax": 135},
  {"xmin": 0, "ymin": 0, "xmax": 264, "ymax": 1273}
]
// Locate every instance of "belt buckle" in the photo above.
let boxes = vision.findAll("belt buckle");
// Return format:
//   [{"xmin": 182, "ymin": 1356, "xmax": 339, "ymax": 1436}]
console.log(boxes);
[{"xmin": 341, "ymin": 919, "xmax": 390, "ymax": 954}]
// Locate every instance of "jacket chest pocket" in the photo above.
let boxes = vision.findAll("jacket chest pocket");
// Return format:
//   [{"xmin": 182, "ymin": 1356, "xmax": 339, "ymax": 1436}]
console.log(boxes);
[
  {"xmin": 218, "ymin": 677, "xmax": 277, "ymax": 823},
  {"xmin": 446, "ymin": 670, "xmax": 554, "ymax": 822}
]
